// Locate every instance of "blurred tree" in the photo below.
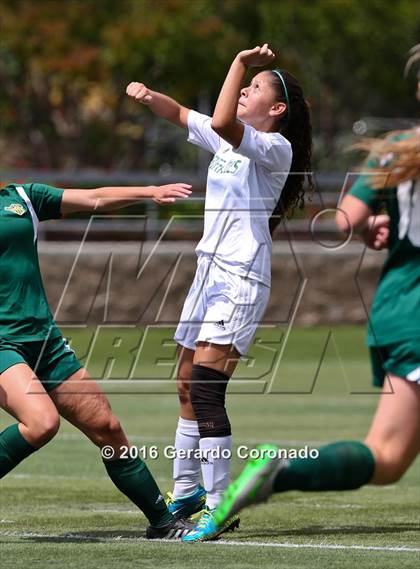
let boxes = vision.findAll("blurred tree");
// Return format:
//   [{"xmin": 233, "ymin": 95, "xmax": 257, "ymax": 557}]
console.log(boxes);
[
  {"xmin": 259, "ymin": 0, "xmax": 420, "ymax": 168},
  {"xmin": 0, "ymin": 0, "xmax": 418, "ymax": 171},
  {"xmin": 0, "ymin": 0, "xmax": 256, "ymax": 169}
]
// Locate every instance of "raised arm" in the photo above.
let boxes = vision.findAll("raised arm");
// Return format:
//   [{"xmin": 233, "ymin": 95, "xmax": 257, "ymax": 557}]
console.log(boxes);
[
  {"xmin": 126, "ymin": 82, "xmax": 190, "ymax": 128},
  {"xmin": 211, "ymin": 44, "xmax": 275, "ymax": 147},
  {"xmin": 61, "ymin": 183, "xmax": 191, "ymax": 216}
]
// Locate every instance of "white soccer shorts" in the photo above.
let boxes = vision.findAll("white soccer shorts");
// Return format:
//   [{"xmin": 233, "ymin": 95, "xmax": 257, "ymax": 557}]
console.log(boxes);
[{"xmin": 174, "ymin": 255, "xmax": 270, "ymax": 356}]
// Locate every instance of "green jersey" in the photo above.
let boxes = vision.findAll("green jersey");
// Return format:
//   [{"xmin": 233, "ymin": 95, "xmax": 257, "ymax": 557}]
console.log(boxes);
[
  {"xmin": 349, "ymin": 168, "xmax": 420, "ymax": 346},
  {"xmin": 0, "ymin": 183, "xmax": 64, "ymax": 341}
]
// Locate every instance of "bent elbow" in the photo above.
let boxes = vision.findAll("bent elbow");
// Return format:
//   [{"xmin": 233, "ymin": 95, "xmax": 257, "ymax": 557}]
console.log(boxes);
[
  {"xmin": 211, "ymin": 119, "xmax": 229, "ymax": 135},
  {"xmin": 335, "ymin": 209, "xmax": 353, "ymax": 235},
  {"xmin": 210, "ymin": 121, "xmax": 222, "ymax": 134}
]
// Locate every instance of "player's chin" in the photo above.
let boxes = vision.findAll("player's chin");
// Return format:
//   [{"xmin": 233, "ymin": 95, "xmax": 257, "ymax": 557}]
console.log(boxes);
[{"xmin": 236, "ymin": 105, "xmax": 246, "ymax": 119}]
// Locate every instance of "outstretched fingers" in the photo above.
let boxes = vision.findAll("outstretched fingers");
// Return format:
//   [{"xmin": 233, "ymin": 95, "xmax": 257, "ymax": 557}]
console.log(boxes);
[
  {"xmin": 154, "ymin": 183, "xmax": 192, "ymax": 204},
  {"xmin": 167, "ymin": 183, "xmax": 192, "ymax": 197}
]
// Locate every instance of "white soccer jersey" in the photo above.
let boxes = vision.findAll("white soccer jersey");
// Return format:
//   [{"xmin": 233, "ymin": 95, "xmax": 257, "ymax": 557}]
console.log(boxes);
[{"xmin": 187, "ymin": 110, "xmax": 292, "ymax": 286}]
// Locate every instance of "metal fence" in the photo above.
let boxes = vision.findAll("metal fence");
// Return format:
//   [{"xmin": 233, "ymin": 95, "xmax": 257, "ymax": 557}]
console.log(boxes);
[{"xmin": 1, "ymin": 170, "xmax": 347, "ymax": 241}]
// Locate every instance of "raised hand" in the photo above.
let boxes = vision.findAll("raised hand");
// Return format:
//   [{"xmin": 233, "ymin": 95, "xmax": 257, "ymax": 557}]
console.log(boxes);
[
  {"xmin": 152, "ymin": 183, "xmax": 192, "ymax": 204},
  {"xmin": 126, "ymin": 82, "xmax": 153, "ymax": 105},
  {"xmin": 237, "ymin": 43, "xmax": 276, "ymax": 68}
]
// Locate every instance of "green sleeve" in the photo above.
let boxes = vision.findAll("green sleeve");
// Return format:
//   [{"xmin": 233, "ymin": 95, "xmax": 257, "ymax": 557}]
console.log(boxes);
[
  {"xmin": 348, "ymin": 155, "xmax": 399, "ymax": 212},
  {"xmin": 347, "ymin": 159, "xmax": 384, "ymax": 212},
  {"xmin": 24, "ymin": 183, "xmax": 64, "ymax": 221}
]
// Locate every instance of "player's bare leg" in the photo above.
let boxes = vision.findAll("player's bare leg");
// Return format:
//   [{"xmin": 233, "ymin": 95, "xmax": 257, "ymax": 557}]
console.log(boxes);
[
  {"xmin": 176, "ymin": 346, "xmax": 196, "ymax": 420},
  {"xmin": 49, "ymin": 367, "xmax": 128, "ymax": 456},
  {"xmin": 49, "ymin": 368, "xmax": 190, "ymax": 537},
  {"xmin": 0, "ymin": 363, "xmax": 60, "ymax": 447},
  {"xmin": 0, "ymin": 364, "xmax": 60, "ymax": 477},
  {"xmin": 194, "ymin": 341, "xmax": 241, "ymax": 375},
  {"xmin": 166, "ymin": 346, "xmax": 206, "ymax": 518},
  {"xmin": 365, "ymin": 375, "xmax": 420, "ymax": 484},
  {"xmin": 169, "ymin": 343, "xmax": 241, "ymax": 523},
  {"xmin": 176, "ymin": 342, "xmax": 241, "ymax": 540},
  {"xmin": 214, "ymin": 379, "xmax": 420, "ymax": 528}
]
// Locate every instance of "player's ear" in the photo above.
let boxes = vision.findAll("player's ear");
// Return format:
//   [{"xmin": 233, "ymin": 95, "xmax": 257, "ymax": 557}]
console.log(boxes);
[{"xmin": 269, "ymin": 102, "xmax": 287, "ymax": 118}]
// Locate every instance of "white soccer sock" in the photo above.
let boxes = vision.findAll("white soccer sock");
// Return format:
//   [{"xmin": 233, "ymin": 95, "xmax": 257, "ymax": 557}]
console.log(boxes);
[
  {"xmin": 172, "ymin": 417, "xmax": 201, "ymax": 499},
  {"xmin": 199, "ymin": 435, "xmax": 232, "ymax": 510}
]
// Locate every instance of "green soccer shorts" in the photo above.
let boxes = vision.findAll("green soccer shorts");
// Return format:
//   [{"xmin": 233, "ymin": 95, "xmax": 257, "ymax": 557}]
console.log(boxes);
[
  {"xmin": 370, "ymin": 338, "xmax": 420, "ymax": 387},
  {"xmin": 0, "ymin": 335, "xmax": 83, "ymax": 392}
]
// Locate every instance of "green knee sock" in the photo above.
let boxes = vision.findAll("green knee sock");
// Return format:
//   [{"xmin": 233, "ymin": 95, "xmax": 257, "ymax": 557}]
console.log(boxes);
[
  {"xmin": 0, "ymin": 424, "xmax": 37, "ymax": 478},
  {"xmin": 104, "ymin": 457, "xmax": 173, "ymax": 527},
  {"xmin": 273, "ymin": 441, "xmax": 375, "ymax": 492}
]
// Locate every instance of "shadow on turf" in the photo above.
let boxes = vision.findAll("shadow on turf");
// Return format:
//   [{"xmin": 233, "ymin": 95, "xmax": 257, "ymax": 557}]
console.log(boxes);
[
  {"xmin": 15, "ymin": 524, "xmax": 420, "ymax": 543},
  {"xmin": 21, "ymin": 531, "xmax": 145, "ymax": 543}
]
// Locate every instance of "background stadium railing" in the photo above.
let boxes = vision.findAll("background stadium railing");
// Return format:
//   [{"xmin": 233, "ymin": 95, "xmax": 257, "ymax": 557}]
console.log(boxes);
[{"xmin": 0, "ymin": 170, "xmax": 347, "ymax": 242}]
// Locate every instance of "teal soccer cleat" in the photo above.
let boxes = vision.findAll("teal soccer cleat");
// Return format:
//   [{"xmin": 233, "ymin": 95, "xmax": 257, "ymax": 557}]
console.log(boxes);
[
  {"xmin": 165, "ymin": 485, "xmax": 207, "ymax": 520},
  {"xmin": 181, "ymin": 505, "xmax": 240, "ymax": 542},
  {"xmin": 213, "ymin": 444, "xmax": 285, "ymax": 528}
]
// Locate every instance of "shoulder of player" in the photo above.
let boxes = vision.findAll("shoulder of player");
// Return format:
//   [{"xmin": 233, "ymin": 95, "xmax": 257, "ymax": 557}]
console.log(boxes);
[
  {"xmin": 248, "ymin": 127, "xmax": 292, "ymax": 153},
  {"xmin": 9, "ymin": 182, "xmax": 38, "ymax": 194},
  {"xmin": 188, "ymin": 109, "xmax": 212, "ymax": 126},
  {"xmin": 0, "ymin": 182, "xmax": 32, "ymax": 199},
  {"xmin": 264, "ymin": 130, "xmax": 291, "ymax": 145},
  {"xmin": 0, "ymin": 183, "xmax": 17, "ymax": 193}
]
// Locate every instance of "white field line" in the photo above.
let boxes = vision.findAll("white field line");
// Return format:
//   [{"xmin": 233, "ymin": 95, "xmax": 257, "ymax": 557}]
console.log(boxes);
[
  {"xmin": 0, "ymin": 531, "xmax": 419, "ymax": 553},
  {"xmin": 207, "ymin": 540, "xmax": 420, "ymax": 553}
]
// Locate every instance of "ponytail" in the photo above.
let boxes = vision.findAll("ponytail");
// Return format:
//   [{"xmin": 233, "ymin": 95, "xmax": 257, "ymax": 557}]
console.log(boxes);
[
  {"xmin": 268, "ymin": 70, "xmax": 314, "ymax": 234},
  {"xmin": 350, "ymin": 128, "xmax": 420, "ymax": 188}
]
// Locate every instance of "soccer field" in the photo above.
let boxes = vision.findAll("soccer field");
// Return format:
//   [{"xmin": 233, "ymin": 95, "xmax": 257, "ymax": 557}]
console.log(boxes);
[{"xmin": 1, "ymin": 326, "xmax": 419, "ymax": 568}]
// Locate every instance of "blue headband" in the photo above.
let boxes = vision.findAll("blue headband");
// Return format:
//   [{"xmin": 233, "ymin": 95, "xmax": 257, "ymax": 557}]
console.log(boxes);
[{"xmin": 271, "ymin": 69, "xmax": 290, "ymax": 120}]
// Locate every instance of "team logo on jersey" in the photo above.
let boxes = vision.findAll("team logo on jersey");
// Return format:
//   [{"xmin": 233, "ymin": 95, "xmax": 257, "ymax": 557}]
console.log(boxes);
[
  {"xmin": 209, "ymin": 155, "xmax": 242, "ymax": 175},
  {"xmin": 4, "ymin": 203, "xmax": 26, "ymax": 216}
]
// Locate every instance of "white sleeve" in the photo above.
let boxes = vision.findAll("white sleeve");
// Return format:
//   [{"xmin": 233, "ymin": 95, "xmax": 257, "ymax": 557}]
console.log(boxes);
[
  {"xmin": 187, "ymin": 110, "xmax": 221, "ymax": 154},
  {"xmin": 235, "ymin": 124, "xmax": 293, "ymax": 172}
]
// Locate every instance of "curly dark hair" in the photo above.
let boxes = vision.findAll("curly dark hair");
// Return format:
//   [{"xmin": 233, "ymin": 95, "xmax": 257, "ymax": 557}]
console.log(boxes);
[{"xmin": 268, "ymin": 70, "xmax": 314, "ymax": 234}]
